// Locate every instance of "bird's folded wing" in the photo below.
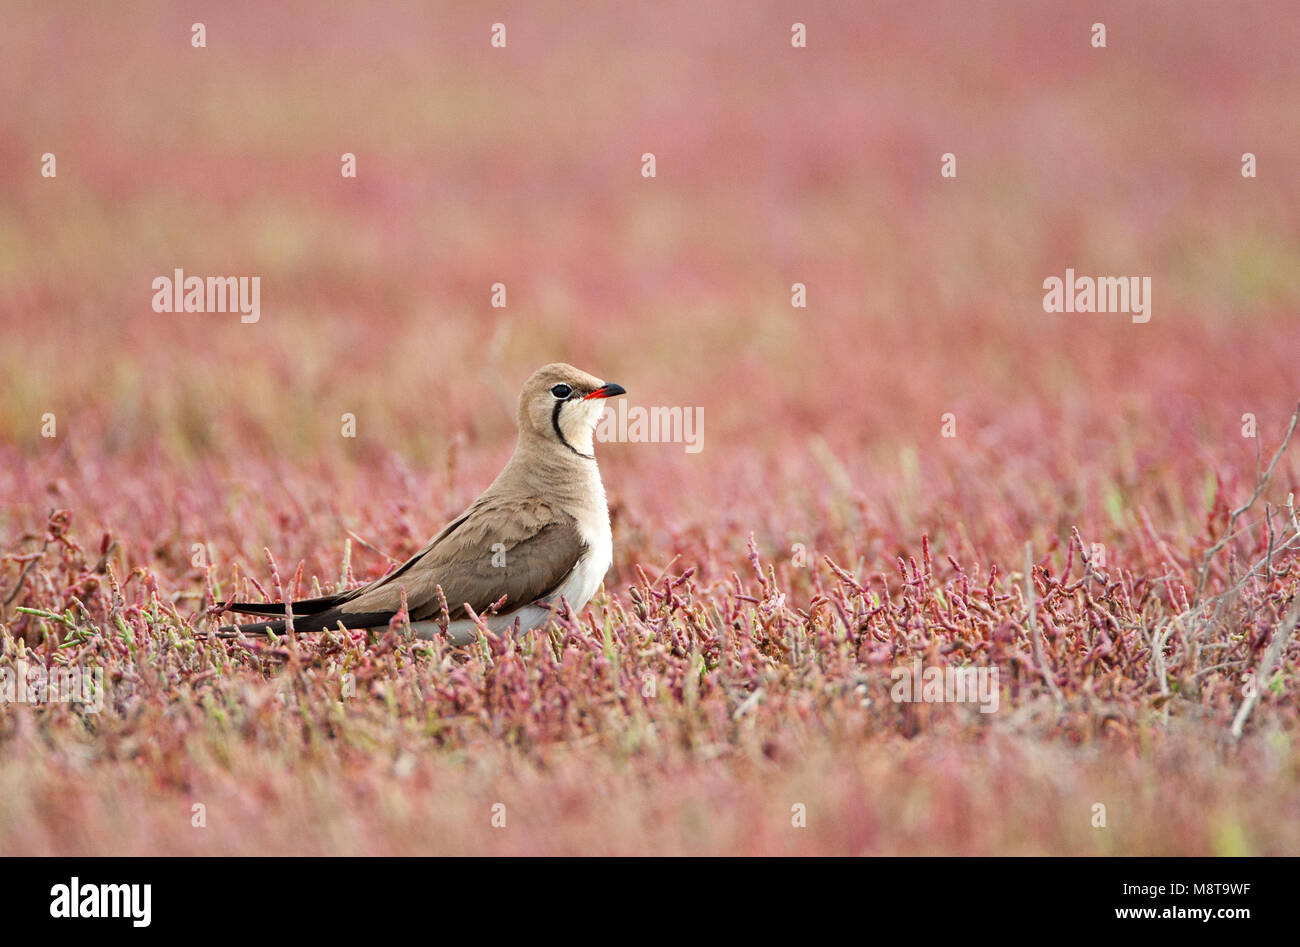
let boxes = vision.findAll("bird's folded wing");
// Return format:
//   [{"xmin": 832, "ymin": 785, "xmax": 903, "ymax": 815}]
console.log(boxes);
[
  {"xmin": 221, "ymin": 498, "xmax": 586, "ymax": 635},
  {"xmin": 350, "ymin": 497, "xmax": 587, "ymax": 621}
]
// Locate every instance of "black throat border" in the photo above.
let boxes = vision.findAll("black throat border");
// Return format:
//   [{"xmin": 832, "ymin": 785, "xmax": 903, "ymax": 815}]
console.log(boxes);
[{"xmin": 551, "ymin": 399, "xmax": 595, "ymax": 460}]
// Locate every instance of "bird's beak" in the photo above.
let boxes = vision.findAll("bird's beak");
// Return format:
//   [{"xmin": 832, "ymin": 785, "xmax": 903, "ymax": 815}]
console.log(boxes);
[{"xmin": 584, "ymin": 382, "xmax": 626, "ymax": 400}]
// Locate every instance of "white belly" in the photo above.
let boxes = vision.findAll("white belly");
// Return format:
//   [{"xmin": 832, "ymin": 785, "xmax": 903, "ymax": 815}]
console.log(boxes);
[
  {"xmin": 542, "ymin": 474, "xmax": 613, "ymax": 614},
  {"xmin": 551, "ymin": 518, "xmax": 612, "ymax": 611},
  {"xmin": 410, "ymin": 606, "xmax": 553, "ymax": 645},
  {"xmin": 408, "ymin": 487, "xmax": 613, "ymax": 646}
]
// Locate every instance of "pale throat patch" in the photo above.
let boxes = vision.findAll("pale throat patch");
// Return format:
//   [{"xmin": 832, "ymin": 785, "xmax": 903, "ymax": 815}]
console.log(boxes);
[{"xmin": 559, "ymin": 398, "xmax": 607, "ymax": 455}]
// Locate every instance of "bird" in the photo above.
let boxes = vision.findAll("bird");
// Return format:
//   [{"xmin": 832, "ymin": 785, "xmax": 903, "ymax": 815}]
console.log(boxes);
[{"xmin": 219, "ymin": 363, "xmax": 626, "ymax": 644}]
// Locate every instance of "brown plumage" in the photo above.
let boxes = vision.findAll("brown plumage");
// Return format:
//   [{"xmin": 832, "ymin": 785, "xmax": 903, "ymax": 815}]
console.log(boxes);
[{"xmin": 219, "ymin": 363, "xmax": 625, "ymax": 641}]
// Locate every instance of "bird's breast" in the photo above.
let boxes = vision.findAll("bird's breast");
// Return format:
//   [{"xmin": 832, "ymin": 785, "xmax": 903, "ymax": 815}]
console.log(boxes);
[{"xmin": 554, "ymin": 487, "xmax": 613, "ymax": 612}]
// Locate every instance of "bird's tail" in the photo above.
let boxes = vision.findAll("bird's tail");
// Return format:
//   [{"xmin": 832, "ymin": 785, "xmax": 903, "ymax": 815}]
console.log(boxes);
[{"xmin": 217, "ymin": 605, "xmax": 400, "ymax": 638}]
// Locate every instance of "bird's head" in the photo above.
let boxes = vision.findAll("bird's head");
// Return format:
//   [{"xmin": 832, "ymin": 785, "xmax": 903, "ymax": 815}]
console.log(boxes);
[{"xmin": 517, "ymin": 363, "xmax": 626, "ymax": 459}]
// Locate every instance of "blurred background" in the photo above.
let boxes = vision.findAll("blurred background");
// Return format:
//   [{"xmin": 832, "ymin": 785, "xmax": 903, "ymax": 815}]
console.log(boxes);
[
  {"xmin": 3, "ymin": 0, "xmax": 1300, "ymax": 858},
  {"xmin": 2, "ymin": 0, "xmax": 1298, "ymax": 590}
]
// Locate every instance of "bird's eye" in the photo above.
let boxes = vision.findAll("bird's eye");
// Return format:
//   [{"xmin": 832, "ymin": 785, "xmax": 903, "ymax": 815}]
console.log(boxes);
[{"xmin": 550, "ymin": 384, "xmax": 572, "ymax": 399}]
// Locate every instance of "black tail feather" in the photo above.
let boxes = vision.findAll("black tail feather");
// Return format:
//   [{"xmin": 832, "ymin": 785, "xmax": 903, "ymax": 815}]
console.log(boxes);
[
  {"xmin": 217, "ymin": 609, "xmax": 398, "ymax": 638},
  {"xmin": 227, "ymin": 593, "xmax": 350, "ymax": 618}
]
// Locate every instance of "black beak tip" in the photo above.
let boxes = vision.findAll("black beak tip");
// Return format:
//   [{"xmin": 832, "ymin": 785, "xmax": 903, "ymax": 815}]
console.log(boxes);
[{"xmin": 583, "ymin": 382, "xmax": 626, "ymax": 401}]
